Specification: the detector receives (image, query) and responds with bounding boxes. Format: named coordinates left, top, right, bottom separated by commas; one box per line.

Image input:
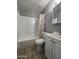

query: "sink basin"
left=44, top=32, right=61, bottom=39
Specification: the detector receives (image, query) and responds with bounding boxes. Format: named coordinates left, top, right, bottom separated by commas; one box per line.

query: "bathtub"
left=17, top=36, right=38, bottom=49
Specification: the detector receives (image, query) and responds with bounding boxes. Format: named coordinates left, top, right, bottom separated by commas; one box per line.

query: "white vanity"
left=43, top=32, right=61, bottom=59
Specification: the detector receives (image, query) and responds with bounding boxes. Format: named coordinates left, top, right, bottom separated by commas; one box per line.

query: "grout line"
left=17, top=55, right=28, bottom=58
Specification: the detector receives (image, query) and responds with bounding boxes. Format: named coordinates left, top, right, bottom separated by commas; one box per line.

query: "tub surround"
left=17, top=15, right=36, bottom=41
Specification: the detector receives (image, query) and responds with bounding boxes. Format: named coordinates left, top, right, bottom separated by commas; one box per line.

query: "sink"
left=44, top=32, right=61, bottom=39
left=50, top=32, right=61, bottom=39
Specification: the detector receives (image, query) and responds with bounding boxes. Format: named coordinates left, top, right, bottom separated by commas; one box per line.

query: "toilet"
left=35, top=39, right=45, bottom=52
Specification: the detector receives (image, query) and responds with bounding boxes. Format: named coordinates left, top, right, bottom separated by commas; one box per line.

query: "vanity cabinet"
left=45, top=37, right=50, bottom=59
left=45, top=35, right=53, bottom=59
left=53, top=39, right=61, bottom=59
left=44, top=34, right=61, bottom=59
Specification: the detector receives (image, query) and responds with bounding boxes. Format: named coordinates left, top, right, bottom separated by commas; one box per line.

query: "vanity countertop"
left=43, top=32, right=61, bottom=41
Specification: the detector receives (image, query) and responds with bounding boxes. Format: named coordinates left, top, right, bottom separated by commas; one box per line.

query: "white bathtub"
left=17, top=36, right=38, bottom=49
left=17, top=15, right=39, bottom=49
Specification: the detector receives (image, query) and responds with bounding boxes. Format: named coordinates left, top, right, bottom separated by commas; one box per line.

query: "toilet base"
left=36, top=46, right=42, bottom=53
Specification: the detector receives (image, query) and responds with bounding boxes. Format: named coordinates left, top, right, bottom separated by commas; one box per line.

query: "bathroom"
left=1, top=0, right=79, bottom=59
left=17, top=0, right=61, bottom=59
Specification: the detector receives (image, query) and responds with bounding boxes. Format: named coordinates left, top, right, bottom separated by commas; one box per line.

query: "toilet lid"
left=36, top=39, right=45, bottom=44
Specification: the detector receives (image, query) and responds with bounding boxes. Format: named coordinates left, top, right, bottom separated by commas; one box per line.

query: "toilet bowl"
left=35, top=39, right=45, bottom=52
left=35, top=39, right=45, bottom=45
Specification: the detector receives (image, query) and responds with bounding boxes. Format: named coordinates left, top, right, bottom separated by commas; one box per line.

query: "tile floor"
left=17, top=47, right=47, bottom=59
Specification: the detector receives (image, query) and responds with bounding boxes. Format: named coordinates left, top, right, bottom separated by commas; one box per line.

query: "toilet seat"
left=35, top=39, right=45, bottom=45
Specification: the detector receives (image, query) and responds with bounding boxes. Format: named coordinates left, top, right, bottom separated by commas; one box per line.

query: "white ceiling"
left=17, top=0, right=51, bottom=17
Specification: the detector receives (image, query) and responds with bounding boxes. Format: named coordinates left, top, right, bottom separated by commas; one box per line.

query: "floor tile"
left=38, top=55, right=42, bottom=59
left=33, top=56, right=39, bottom=59
left=17, top=47, right=46, bottom=59
left=17, top=48, right=25, bottom=55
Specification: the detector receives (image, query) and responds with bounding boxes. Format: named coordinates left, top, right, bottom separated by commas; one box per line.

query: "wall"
left=44, top=12, right=61, bottom=33
left=17, top=13, right=36, bottom=41
left=42, top=0, right=54, bottom=14
left=42, top=0, right=61, bottom=33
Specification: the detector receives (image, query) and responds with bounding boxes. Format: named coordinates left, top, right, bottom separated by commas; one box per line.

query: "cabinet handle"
left=50, top=40, right=52, bottom=41
left=53, top=41, right=55, bottom=43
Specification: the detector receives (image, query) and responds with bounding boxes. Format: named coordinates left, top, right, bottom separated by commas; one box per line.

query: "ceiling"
left=17, top=0, right=51, bottom=18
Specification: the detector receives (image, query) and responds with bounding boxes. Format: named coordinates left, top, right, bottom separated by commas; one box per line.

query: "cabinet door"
left=45, top=36, right=53, bottom=59
left=53, top=41, right=61, bottom=59
left=57, top=10, right=61, bottom=23
left=49, top=39, right=53, bottom=59
left=57, top=5, right=61, bottom=23
left=45, top=38, right=50, bottom=59
left=57, top=3, right=61, bottom=23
